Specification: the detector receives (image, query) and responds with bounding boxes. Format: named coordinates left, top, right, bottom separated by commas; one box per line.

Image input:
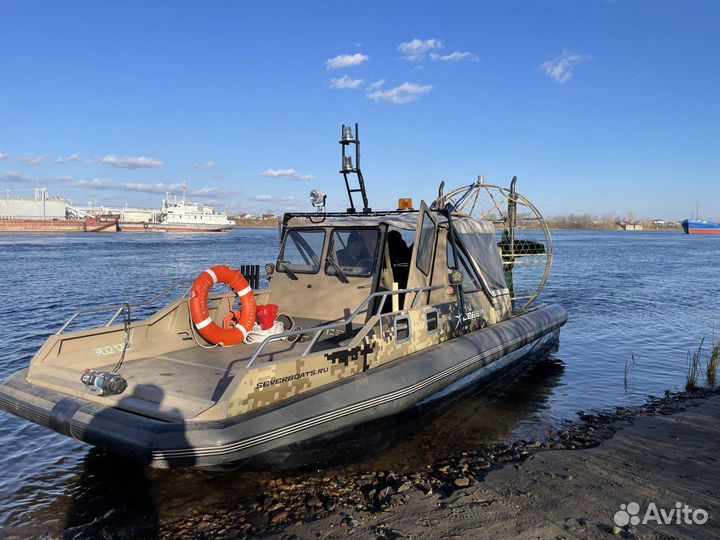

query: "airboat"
left=0, top=124, right=567, bottom=468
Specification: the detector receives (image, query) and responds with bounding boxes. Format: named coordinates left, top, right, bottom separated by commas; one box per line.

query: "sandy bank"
left=269, top=396, right=720, bottom=540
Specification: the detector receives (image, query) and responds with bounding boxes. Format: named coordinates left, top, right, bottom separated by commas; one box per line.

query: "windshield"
left=278, top=228, right=326, bottom=274
left=325, top=227, right=380, bottom=278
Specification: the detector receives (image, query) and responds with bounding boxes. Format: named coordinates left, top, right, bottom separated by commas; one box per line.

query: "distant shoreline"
left=232, top=219, right=278, bottom=229
left=547, top=227, right=682, bottom=232
left=230, top=222, right=685, bottom=232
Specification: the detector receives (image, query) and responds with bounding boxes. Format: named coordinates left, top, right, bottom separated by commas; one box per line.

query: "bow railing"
left=56, top=278, right=195, bottom=334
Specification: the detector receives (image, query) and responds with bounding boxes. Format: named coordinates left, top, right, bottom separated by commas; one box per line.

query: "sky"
left=0, top=0, right=718, bottom=220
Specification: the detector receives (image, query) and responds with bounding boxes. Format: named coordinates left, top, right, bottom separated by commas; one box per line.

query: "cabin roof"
left=285, top=211, right=428, bottom=230
left=285, top=210, right=497, bottom=233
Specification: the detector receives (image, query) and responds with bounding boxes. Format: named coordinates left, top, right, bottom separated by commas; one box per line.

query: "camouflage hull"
left=0, top=304, right=566, bottom=468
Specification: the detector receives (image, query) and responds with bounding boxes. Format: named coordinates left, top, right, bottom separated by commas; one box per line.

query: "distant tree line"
left=519, top=213, right=681, bottom=230
left=549, top=214, right=681, bottom=230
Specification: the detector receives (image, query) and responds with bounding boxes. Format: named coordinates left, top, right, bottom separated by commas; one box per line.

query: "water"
left=0, top=229, right=718, bottom=536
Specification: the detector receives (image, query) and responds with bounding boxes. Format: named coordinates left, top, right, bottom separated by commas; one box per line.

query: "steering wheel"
left=357, top=257, right=373, bottom=269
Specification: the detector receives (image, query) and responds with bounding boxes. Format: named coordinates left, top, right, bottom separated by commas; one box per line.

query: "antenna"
left=339, top=123, right=371, bottom=213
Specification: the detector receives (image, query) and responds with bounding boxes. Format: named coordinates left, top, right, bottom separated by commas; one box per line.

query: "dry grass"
left=707, top=340, right=720, bottom=388
left=624, top=352, right=636, bottom=394
left=686, top=339, right=704, bottom=391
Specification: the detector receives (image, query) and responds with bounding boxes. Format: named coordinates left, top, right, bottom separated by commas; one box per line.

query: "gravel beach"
left=266, top=394, right=720, bottom=540
left=115, top=390, right=720, bottom=540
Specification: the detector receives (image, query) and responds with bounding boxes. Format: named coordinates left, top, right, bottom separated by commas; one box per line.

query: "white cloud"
left=541, top=50, right=591, bottom=84
left=70, top=178, right=181, bottom=193
left=70, top=178, right=116, bottom=189
left=0, top=151, right=10, bottom=160
left=255, top=194, right=296, bottom=202
left=67, top=178, right=229, bottom=197
left=96, top=154, right=164, bottom=169
left=260, top=168, right=315, bottom=181
left=18, top=154, right=47, bottom=165
left=367, top=82, right=434, bottom=105
left=194, top=160, right=216, bottom=170
left=190, top=186, right=228, bottom=197
left=398, top=38, right=443, bottom=62
left=55, top=153, right=82, bottom=164
left=120, top=181, right=176, bottom=193
left=326, top=53, right=369, bottom=70
left=367, top=79, right=385, bottom=90
left=430, top=51, right=478, bottom=62
left=1, top=171, right=39, bottom=183
left=329, top=75, right=364, bottom=90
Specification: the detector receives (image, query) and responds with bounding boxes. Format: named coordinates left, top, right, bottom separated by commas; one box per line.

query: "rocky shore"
left=144, top=387, right=719, bottom=540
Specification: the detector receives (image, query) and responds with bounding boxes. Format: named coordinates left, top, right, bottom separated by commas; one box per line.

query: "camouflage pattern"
left=227, top=298, right=488, bottom=416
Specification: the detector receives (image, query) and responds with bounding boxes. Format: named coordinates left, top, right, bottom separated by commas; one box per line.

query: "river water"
left=0, top=229, right=717, bottom=537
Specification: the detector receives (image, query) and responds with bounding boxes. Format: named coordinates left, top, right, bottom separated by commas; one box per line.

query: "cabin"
left=265, top=203, right=512, bottom=339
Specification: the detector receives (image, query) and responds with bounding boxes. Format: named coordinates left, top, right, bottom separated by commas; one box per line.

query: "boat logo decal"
left=94, top=343, right=129, bottom=356
left=255, top=367, right=330, bottom=390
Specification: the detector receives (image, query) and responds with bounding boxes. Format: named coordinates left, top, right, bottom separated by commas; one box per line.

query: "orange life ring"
left=189, top=265, right=256, bottom=346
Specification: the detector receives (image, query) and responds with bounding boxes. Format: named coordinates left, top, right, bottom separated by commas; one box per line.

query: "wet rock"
left=245, top=509, right=269, bottom=527
left=341, top=515, right=360, bottom=528
left=396, top=481, right=413, bottom=493
left=270, top=511, right=289, bottom=524
left=454, top=477, right=470, bottom=488
left=416, top=479, right=433, bottom=494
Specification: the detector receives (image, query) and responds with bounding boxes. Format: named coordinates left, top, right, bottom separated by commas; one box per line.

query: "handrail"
left=56, top=278, right=195, bottom=335
left=245, top=284, right=444, bottom=367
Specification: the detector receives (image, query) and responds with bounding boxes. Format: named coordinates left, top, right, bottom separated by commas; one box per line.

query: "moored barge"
left=682, top=219, right=720, bottom=235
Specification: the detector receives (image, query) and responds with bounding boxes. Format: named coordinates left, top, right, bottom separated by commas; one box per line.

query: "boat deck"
left=91, top=332, right=343, bottom=420
left=100, top=338, right=307, bottom=401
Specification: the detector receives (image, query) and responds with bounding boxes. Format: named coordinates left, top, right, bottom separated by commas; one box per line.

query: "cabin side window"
left=415, top=213, right=436, bottom=275
left=446, top=239, right=483, bottom=292
left=425, top=309, right=439, bottom=334
left=325, top=227, right=380, bottom=278
left=277, top=229, right=326, bottom=274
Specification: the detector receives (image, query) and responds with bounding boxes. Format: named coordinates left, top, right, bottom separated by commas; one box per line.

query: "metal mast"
left=339, top=123, right=371, bottom=213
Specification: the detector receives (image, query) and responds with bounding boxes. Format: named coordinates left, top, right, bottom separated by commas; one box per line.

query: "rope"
left=276, top=312, right=302, bottom=343
left=187, top=302, right=221, bottom=349
left=243, top=321, right=285, bottom=344
left=187, top=305, right=299, bottom=348
left=111, top=303, right=131, bottom=373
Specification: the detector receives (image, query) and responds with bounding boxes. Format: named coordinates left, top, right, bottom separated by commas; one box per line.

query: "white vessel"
left=119, top=187, right=234, bottom=233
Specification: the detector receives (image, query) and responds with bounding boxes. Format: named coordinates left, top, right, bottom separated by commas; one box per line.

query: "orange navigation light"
left=398, top=198, right=414, bottom=211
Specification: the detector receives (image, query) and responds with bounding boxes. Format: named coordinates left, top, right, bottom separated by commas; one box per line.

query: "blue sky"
left=0, top=1, right=718, bottom=219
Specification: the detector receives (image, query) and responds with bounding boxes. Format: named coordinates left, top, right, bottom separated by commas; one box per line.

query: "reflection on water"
left=1, top=230, right=719, bottom=536
left=332, top=355, right=566, bottom=474
left=62, top=452, right=158, bottom=539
